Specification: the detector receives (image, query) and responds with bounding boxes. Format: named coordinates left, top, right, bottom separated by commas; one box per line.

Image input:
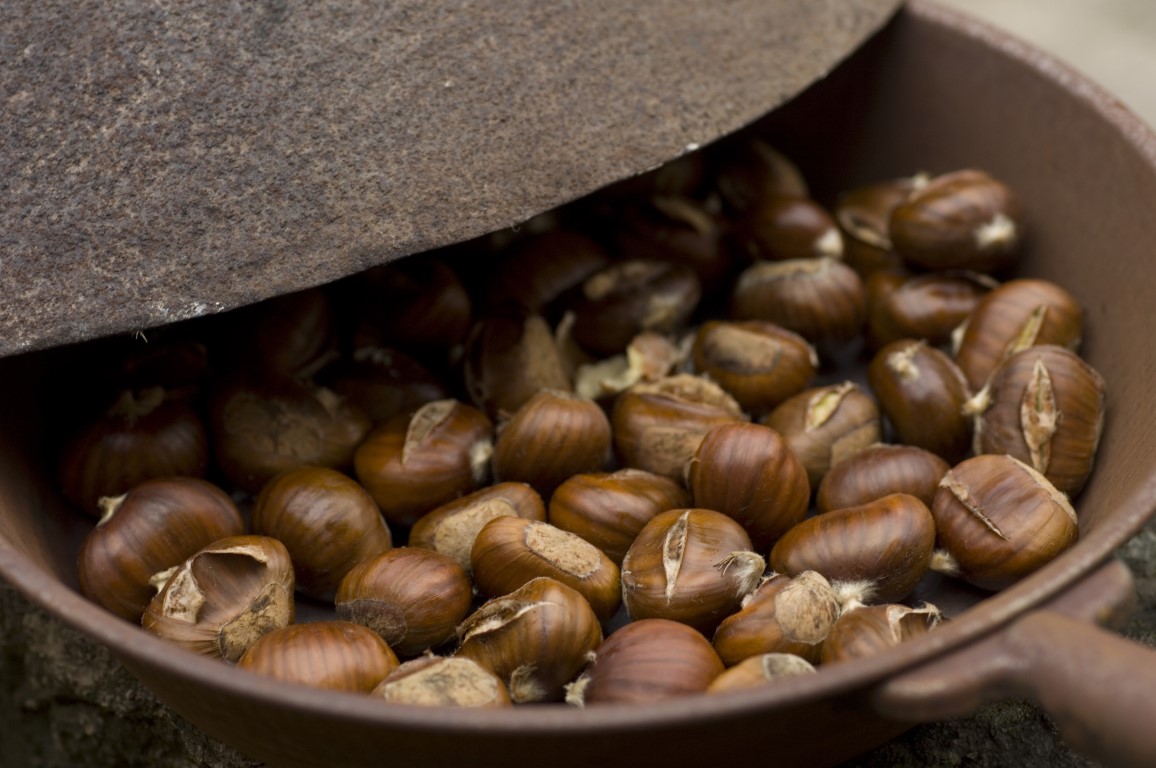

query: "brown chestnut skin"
left=621, top=508, right=764, bottom=636
left=77, top=477, right=244, bottom=622
left=408, top=482, right=546, bottom=573
left=567, top=259, right=702, bottom=357
left=567, top=618, right=724, bottom=706
left=59, top=387, right=210, bottom=515
left=237, top=621, right=400, bottom=693
left=611, top=374, right=747, bottom=481
left=970, top=345, right=1106, bottom=497
left=370, top=656, right=512, bottom=708
left=706, top=653, right=816, bottom=693
left=770, top=493, right=936, bottom=604
left=223, top=286, right=337, bottom=379
left=712, top=571, right=841, bottom=666
left=471, top=516, right=621, bottom=622
left=954, top=278, right=1083, bottom=392
left=354, top=399, right=494, bottom=528
left=737, top=196, right=843, bottom=263
left=346, top=257, right=472, bottom=352
left=932, top=454, right=1079, bottom=591
left=142, top=535, right=295, bottom=662
left=816, top=443, right=950, bottom=513
left=251, top=466, right=393, bottom=599
left=491, top=389, right=612, bottom=499
left=336, top=547, right=472, bottom=657
left=690, top=320, right=818, bottom=415
left=610, top=196, right=731, bottom=291
left=322, top=345, right=450, bottom=425
left=548, top=469, right=690, bottom=566
left=485, top=229, right=611, bottom=313
left=711, top=139, right=808, bottom=214
left=686, top=422, right=811, bottom=552
left=835, top=176, right=925, bottom=278
left=821, top=603, right=942, bottom=664
left=868, top=339, right=972, bottom=463
left=761, top=382, right=881, bottom=489
left=867, top=271, right=995, bottom=350
left=731, top=257, right=866, bottom=346
left=889, top=169, right=1022, bottom=274
left=455, top=577, right=602, bottom=703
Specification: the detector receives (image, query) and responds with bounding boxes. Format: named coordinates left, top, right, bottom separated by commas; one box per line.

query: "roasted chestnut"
left=237, top=621, right=400, bottom=693
left=731, top=257, right=866, bottom=346
left=821, top=603, right=942, bottom=664
left=370, top=656, right=512, bottom=708
left=736, top=196, right=843, bottom=263
left=816, top=443, right=950, bottom=513
left=867, top=271, right=996, bottom=349
left=712, top=571, right=841, bottom=666
left=706, top=653, right=816, bottom=693
left=690, top=320, right=818, bottom=415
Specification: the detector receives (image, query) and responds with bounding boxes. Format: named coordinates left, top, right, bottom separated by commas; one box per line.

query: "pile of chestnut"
left=62, top=137, right=1105, bottom=708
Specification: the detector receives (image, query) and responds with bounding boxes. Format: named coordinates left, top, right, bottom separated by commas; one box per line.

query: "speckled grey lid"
left=0, top=0, right=901, bottom=357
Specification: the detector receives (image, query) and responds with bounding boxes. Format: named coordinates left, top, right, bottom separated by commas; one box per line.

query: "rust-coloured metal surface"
left=0, top=0, right=899, bottom=358
left=2, top=2, right=1156, bottom=767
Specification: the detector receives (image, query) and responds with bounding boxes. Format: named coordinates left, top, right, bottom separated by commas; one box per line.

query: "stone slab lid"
left=1, top=0, right=901, bottom=357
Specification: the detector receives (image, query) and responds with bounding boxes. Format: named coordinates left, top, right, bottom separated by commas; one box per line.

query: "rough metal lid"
left=1, top=0, right=901, bottom=357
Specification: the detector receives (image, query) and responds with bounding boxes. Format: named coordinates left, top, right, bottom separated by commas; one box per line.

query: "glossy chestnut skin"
left=821, top=603, right=942, bottom=664
left=835, top=176, right=924, bottom=278
left=471, top=516, right=622, bottom=622
left=567, top=259, right=702, bottom=357
left=867, top=271, right=995, bottom=350
left=455, top=577, right=602, bottom=703
left=354, top=399, right=494, bottom=528
left=142, top=535, right=295, bottom=662
left=223, top=286, right=338, bottom=379
left=59, top=387, right=210, bottom=515
left=485, top=229, right=611, bottom=314
left=932, top=454, right=1079, bottom=591
left=712, top=571, right=841, bottom=666
left=610, top=196, right=731, bottom=291
left=408, top=482, right=546, bottom=573
left=568, top=618, right=724, bottom=706
left=346, top=257, right=473, bottom=352
left=686, top=422, right=811, bottom=552
left=970, top=345, right=1106, bottom=498
left=816, top=443, right=950, bottom=512
left=549, top=469, right=691, bottom=565
left=690, top=320, right=818, bottom=415
left=761, top=382, right=881, bottom=488
left=867, top=339, right=972, bottom=463
left=706, top=653, right=816, bottom=693
left=491, top=389, right=612, bottom=498
left=731, top=257, right=866, bottom=346
left=954, top=277, right=1083, bottom=392
left=336, top=547, right=472, bottom=657
left=770, top=493, right=936, bottom=604
left=77, top=477, right=244, bottom=622
left=736, top=196, right=843, bottom=263
left=370, top=656, right=512, bottom=708
left=237, top=621, right=400, bottom=693
left=621, top=508, right=764, bottom=635
left=611, top=374, right=746, bottom=481
left=889, top=169, right=1022, bottom=274
left=251, top=466, right=392, bottom=599
left=210, top=373, right=371, bottom=494
left=711, top=139, right=808, bottom=214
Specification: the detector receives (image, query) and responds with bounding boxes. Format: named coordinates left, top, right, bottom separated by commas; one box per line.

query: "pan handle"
left=873, top=559, right=1156, bottom=768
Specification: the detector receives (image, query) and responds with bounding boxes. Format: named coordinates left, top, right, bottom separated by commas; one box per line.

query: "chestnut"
left=335, top=547, right=472, bottom=657
left=712, top=571, right=841, bottom=666
left=251, top=466, right=393, bottom=599
left=736, top=196, right=843, bottom=263
left=322, top=345, right=450, bottom=425
left=690, top=320, right=818, bottom=415
left=491, top=389, right=612, bottom=498
left=455, top=577, right=602, bottom=703
left=621, top=508, right=764, bottom=635
left=346, top=257, right=472, bottom=352
left=821, top=603, right=942, bottom=664
left=867, top=339, right=972, bottom=462
left=610, top=196, right=731, bottom=291
left=969, top=345, right=1106, bottom=497
left=470, top=516, right=621, bottom=622
left=408, top=482, right=546, bottom=573
left=548, top=469, right=690, bottom=566
left=931, top=454, right=1079, bottom=591
left=867, top=271, right=996, bottom=350
left=770, top=494, right=936, bottom=604
left=142, top=535, right=295, bottom=662
left=816, top=443, right=950, bottom=513
left=611, top=374, right=746, bottom=481
left=686, top=422, right=811, bottom=552
left=761, top=382, right=881, bottom=488
left=77, top=477, right=244, bottom=622
left=835, top=175, right=926, bottom=278
left=485, top=229, right=611, bottom=313
left=731, top=257, right=866, bottom=346
left=370, top=656, right=512, bottom=708
left=712, top=139, right=808, bottom=214
left=59, top=386, right=210, bottom=515
left=566, top=618, right=724, bottom=706
left=953, top=277, right=1083, bottom=392
left=237, top=621, right=400, bottom=693
left=573, top=331, right=684, bottom=403
left=706, top=653, right=816, bottom=693
left=889, top=169, right=1022, bottom=274
left=354, top=399, right=494, bottom=528
left=222, top=286, right=338, bottom=379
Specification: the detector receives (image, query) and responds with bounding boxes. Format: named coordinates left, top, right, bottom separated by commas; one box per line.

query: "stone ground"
left=3, top=2, right=1155, bottom=765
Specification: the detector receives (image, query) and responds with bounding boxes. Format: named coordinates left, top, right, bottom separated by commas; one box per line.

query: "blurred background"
left=937, top=0, right=1156, bottom=127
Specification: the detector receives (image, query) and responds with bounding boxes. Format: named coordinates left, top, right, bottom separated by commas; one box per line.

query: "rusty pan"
left=2, top=2, right=1156, bottom=766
